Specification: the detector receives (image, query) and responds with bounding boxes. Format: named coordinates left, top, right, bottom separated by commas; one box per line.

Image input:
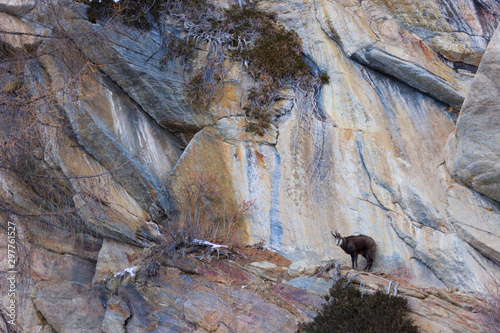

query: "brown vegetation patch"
left=81, top=0, right=328, bottom=134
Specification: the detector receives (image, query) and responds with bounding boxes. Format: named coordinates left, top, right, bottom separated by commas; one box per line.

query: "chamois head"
left=331, top=230, right=342, bottom=246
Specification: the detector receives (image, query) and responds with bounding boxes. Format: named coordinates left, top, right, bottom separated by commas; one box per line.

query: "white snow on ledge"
left=113, top=266, right=138, bottom=278
left=192, top=239, right=228, bottom=249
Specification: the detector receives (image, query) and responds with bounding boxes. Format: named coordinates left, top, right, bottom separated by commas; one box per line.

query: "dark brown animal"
left=331, top=231, right=376, bottom=271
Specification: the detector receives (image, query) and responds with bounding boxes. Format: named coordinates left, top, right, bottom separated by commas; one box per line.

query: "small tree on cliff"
left=0, top=36, right=118, bottom=227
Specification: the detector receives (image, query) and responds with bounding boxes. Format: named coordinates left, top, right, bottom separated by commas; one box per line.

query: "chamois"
left=331, top=231, right=376, bottom=271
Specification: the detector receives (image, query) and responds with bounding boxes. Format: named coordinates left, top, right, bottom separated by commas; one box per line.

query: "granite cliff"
left=0, top=0, right=499, bottom=332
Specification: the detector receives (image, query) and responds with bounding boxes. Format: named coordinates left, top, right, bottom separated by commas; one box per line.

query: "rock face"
left=296, top=0, right=478, bottom=107
left=32, top=41, right=183, bottom=212
left=1, top=0, right=500, bottom=331
left=54, top=1, right=219, bottom=133
left=32, top=282, right=106, bottom=333
left=446, top=26, right=500, bottom=202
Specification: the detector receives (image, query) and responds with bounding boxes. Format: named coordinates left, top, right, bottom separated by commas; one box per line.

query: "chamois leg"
left=351, top=254, right=358, bottom=270
left=364, top=252, right=374, bottom=271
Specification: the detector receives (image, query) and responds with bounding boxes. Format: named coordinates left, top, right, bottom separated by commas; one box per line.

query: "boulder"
left=92, top=239, right=143, bottom=284
left=0, top=0, right=36, bottom=16
left=159, top=116, right=278, bottom=243
left=286, top=277, right=331, bottom=296
left=102, top=296, right=131, bottom=333
left=287, top=261, right=318, bottom=277
left=0, top=12, right=36, bottom=48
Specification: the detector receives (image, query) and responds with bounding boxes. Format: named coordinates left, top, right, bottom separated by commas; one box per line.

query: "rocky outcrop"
left=447, top=186, right=500, bottom=266
left=0, top=0, right=36, bottom=16
left=446, top=25, right=500, bottom=202
left=32, top=282, right=106, bottom=333
left=444, top=25, right=500, bottom=268
left=162, top=116, right=279, bottom=243
left=92, top=239, right=142, bottom=284
left=346, top=271, right=486, bottom=332
left=27, top=247, right=490, bottom=333
left=29, top=39, right=183, bottom=212
left=148, top=0, right=500, bottom=292
left=300, top=0, right=487, bottom=107
left=52, top=1, right=218, bottom=133
left=0, top=11, right=36, bottom=48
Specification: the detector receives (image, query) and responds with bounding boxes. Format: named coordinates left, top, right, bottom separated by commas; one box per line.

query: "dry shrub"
left=243, top=83, right=276, bottom=135
left=163, top=171, right=253, bottom=245
left=83, top=0, right=162, bottom=30
left=0, top=20, right=136, bottom=332
left=0, top=41, right=75, bottom=220
left=81, top=1, right=329, bottom=133
left=139, top=172, right=254, bottom=279
left=186, top=64, right=224, bottom=108
left=176, top=172, right=221, bottom=241
left=240, top=25, right=309, bottom=81
left=0, top=24, right=132, bottom=235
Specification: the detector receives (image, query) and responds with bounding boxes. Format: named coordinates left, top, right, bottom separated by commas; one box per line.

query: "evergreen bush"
left=298, top=278, right=419, bottom=333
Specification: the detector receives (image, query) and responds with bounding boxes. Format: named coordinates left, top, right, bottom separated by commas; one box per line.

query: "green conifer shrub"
left=298, top=278, right=419, bottom=333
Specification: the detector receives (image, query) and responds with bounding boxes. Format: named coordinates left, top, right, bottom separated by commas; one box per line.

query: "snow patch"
left=192, top=239, right=228, bottom=249
left=114, top=266, right=138, bottom=278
